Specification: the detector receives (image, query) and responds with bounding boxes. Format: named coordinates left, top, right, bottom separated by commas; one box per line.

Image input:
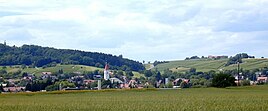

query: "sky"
left=1, top=0, right=268, bottom=62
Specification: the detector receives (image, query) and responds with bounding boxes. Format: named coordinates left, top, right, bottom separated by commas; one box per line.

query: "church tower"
left=104, top=63, right=110, bottom=80
left=4, top=40, right=6, bottom=45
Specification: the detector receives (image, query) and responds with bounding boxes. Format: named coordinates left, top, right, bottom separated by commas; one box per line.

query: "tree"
left=58, top=69, right=63, bottom=74
left=25, top=83, right=32, bottom=91
left=180, top=81, right=190, bottom=88
left=102, top=80, right=112, bottom=89
left=155, top=71, right=162, bottom=81
left=126, top=71, right=134, bottom=77
left=212, top=74, right=236, bottom=88
left=241, top=80, right=250, bottom=86
left=144, top=70, right=153, bottom=78
left=45, top=81, right=75, bottom=91
left=0, top=69, right=7, bottom=74
left=0, top=44, right=145, bottom=71
left=189, top=68, right=196, bottom=74
left=0, top=84, right=4, bottom=92
left=117, top=70, right=124, bottom=76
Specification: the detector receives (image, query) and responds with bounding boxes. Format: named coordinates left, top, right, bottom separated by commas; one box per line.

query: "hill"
left=154, top=58, right=268, bottom=72
left=0, top=64, right=144, bottom=78
left=0, top=43, right=144, bottom=71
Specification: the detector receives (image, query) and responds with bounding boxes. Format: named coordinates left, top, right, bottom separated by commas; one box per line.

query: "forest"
left=0, top=43, right=145, bottom=71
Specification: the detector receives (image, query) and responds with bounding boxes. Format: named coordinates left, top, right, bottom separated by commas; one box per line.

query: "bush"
left=180, top=81, right=190, bottom=88
left=212, top=74, right=236, bottom=88
left=241, top=80, right=250, bottom=86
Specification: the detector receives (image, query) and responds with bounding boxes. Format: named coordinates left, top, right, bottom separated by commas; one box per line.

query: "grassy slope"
left=155, top=58, right=268, bottom=72
left=1, top=85, right=268, bottom=111
left=0, top=65, right=144, bottom=78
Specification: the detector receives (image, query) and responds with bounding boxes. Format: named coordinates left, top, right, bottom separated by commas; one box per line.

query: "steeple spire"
left=104, top=63, right=110, bottom=80
left=104, top=63, right=109, bottom=71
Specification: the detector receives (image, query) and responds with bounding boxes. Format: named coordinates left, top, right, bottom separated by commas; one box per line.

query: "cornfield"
left=1, top=86, right=268, bottom=111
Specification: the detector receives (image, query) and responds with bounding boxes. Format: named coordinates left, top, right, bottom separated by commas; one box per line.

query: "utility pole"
left=97, top=80, right=101, bottom=90
left=237, top=62, right=240, bottom=86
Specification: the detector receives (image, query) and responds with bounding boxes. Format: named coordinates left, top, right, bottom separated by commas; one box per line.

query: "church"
left=103, top=63, right=110, bottom=80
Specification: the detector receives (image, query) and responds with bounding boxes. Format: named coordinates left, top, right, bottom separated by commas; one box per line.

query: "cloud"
left=0, top=0, right=268, bottom=61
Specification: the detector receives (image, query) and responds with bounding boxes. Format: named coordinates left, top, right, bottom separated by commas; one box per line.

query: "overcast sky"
left=1, top=0, right=268, bottom=62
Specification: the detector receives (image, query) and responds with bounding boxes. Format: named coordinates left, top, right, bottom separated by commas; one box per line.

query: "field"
left=1, top=85, right=268, bottom=111
left=0, top=64, right=144, bottom=78
left=155, top=58, right=268, bottom=72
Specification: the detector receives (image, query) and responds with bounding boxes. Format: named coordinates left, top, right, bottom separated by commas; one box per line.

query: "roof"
left=257, top=77, right=268, bottom=80
left=84, top=80, right=96, bottom=83
left=109, top=78, right=123, bottom=83
left=42, top=72, right=52, bottom=75
left=174, top=78, right=190, bottom=83
left=104, top=64, right=109, bottom=70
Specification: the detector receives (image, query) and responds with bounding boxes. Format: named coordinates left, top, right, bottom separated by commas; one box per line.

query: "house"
left=109, top=78, right=123, bottom=84
left=0, top=83, right=7, bottom=87
left=83, top=80, right=96, bottom=85
left=173, top=78, right=190, bottom=86
left=42, top=72, right=52, bottom=75
left=120, top=79, right=140, bottom=89
left=257, top=76, right=268, bottom=83
left=41, top=72, right=52, bottom=79
left=3, top=87, right=25, bottom=92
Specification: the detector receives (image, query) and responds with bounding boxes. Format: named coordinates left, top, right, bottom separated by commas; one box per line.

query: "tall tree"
left=212, top=74, right=236, bottom=88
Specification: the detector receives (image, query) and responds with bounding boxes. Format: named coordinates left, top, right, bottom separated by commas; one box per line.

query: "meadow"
left=0, top=64, right=144, bottom=78
left=155, top=58, right=268, bottom=72
left=1, top=85, right=268, bottom=111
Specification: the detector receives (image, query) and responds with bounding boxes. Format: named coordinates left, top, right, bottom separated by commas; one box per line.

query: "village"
left=1, top=62, right=268, bottom=93
left=0, top=63, right=189, bottom=93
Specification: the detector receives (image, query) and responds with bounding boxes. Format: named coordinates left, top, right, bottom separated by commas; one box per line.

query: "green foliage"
left=26, top=79, right=53, bottom=91
left=0, top=69, right=7, bottom=74
left=166, top=82, right=173, bottom=88
left=180, top=81, right=190, bottom=88
left=45, top=81, right=75, bottom=91
left=0, top=44, right=145, bottom=71
left=212, top=74, right=236, bottom=88
left=101, top=80, right=112, bottom=89
left=155, top=58, right=268, bottom=73
left=226, top=53, right=254, bottom=66
left=0, top=84, right=4, bottom=92
left=241, top=80, right=251, bottom=86
left=125, top=70, right=134, bottom=77
left=144, top=70, right=153, bottom=78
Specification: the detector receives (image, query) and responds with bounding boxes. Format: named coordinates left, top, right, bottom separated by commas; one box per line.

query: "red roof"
left=105, top=64, right=109, bottom=70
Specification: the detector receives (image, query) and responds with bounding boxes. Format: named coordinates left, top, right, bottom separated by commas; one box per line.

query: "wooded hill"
left=0, top=43, right=145, bottom=71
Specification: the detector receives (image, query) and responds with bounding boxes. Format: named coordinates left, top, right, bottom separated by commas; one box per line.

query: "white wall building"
left=104, top=64, right=110, bottom=80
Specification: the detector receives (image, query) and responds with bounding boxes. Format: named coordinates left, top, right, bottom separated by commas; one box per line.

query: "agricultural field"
left=155, top=58, right=268, bottom=72
left=1, top=85, right=268, bottom=111
left=0, top=64, right=144, bottom=78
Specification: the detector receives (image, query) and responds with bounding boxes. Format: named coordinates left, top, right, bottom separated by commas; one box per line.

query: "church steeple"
left=103, top=63, right=110, bottom=80
left=4, top=40, right=6, bottom=45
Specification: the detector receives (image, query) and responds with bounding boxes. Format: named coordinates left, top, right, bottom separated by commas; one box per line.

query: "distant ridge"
left=0, top=43, right=145, bottom=71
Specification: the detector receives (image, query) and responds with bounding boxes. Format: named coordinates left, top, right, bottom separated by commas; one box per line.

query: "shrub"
left=212, top=74, right=236, bottom=88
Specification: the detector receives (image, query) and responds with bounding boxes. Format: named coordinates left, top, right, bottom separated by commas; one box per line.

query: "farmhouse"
left=42, top=72, right=52, bottom=75
left=109, top=78, right=123, bottom=84
left=3, top=87, right=25, bottom=92
left=257, top=76, right=268, bottom=83
left=173, top=78, right=189, bottom=86
left=83, top=80, right=96, bottom=85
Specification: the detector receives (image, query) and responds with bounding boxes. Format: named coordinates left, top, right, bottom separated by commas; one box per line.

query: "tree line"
left=0, top=43, right=145, bottom=71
